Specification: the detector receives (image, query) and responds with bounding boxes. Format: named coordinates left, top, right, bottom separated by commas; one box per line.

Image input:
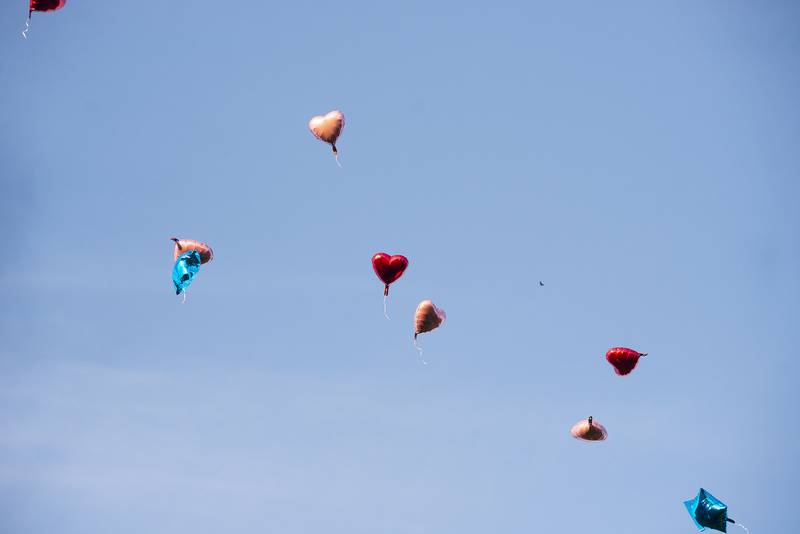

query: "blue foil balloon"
left=684, top=488, right=734, bottom=532
left=172, top=250, right=202, bottom=295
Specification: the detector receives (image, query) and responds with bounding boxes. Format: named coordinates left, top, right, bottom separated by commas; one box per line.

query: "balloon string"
left=334, top=153, right=342, bottom=168
left=733, top=523, right=749, bottom=534
left=413, top=337, right=427, bottom=365
left=21, top=17, right=30, bottom=39
left=383, top=295, right=390, bottom=319
left=182, top=290, right=187, bottom=304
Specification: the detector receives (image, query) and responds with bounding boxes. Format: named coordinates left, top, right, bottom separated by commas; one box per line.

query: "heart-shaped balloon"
left=414, top=300, right=446, bottom=339
left=372, top=253, right=408, bottom=296
left=570, top=416, right=608, bottom=442
left=606, top=347, right=647, bottom=376
left=308, top=110, right=345, bottom=155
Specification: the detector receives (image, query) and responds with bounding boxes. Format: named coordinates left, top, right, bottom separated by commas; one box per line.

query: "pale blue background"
left=1, top=1, right=798, bottom=533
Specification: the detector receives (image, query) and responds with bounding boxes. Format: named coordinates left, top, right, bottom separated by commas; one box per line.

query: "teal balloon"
left=172, top=250, right=202, bottom=295
left=684, top=488, right=730, bottom=532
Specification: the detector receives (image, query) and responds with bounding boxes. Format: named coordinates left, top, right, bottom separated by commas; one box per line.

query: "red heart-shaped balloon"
left=372, top=253, right=408, bottom=296
left=606, top=347, right=647, bottom=376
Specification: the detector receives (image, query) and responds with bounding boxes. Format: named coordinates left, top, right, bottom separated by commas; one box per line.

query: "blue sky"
left=1, top=1, right=798, bottom=533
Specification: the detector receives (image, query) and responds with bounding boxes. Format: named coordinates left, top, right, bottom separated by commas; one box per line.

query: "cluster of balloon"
left=308, top=110, right=345, bottom=167
left=370, top=253, right=445, bottom=363
left=569, top=347, right=648, bottom=442
left=371, top=252, right=408, bottom=318
left=22, top=0, right=66, bottom=39
left=606, top=347, right=648, bottom=376
left=170, top=238, right=213, bottom=302
left=684, top=489, right=749, bottom=533
left=570, top=416, right=608, bottom=442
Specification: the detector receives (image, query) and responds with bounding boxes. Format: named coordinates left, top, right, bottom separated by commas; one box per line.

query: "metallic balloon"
left=23, top=0, right=66, bottom=38
left=30, top=0, right=67, bottom=14
left=570, top=416, right=608, bottom=441
left=606, top=347, right=647, bottom=376
left=372, top=253, right=408, bottom=296
left=172, top=251, right=202, bottom=295
left=684, top=488, right=736, bottom=532
left=309, top=110, right=345, bottom=157
left=414, top=300, right=445, bottom=339
left=171, top=238, right=213, bottom=265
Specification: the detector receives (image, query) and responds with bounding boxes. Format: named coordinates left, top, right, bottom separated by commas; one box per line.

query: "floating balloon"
left=372, top=252, right=408, bottom=318
left=372, top=253, right=408, bottom=296
left=414, top=300, right=445, bottom=339
left=570, top=416, right=608, bottom=441
left=171, top=237, right=214, bottom=264
left=172, top=250, right=202, bottom=296
left=309, top=110, right=345, bottom=165
left=23, top=0, right=67, bottom=39
left=684, top=489, right=748, bottom=533
left=606, top=347, right=647, bottom=376
left=412, top=300, right=445, bottom=364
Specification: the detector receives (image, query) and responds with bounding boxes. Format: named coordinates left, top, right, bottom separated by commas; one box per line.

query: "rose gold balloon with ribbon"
left=413, top=300, right=446, bottom=364
left=308, top=110, right=345, bottom=166
left=570, top=416, right=608, bottom=442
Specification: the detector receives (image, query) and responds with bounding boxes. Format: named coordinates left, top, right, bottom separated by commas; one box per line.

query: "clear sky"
left=1, top=1, right=798, bottom=533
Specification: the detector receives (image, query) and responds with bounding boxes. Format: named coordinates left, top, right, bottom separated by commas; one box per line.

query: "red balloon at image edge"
left=30, top=0, right=67, bottom=14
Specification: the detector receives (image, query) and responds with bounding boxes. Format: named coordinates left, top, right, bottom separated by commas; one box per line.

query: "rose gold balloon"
left=414, top=300, right=446, bottom=339
left=170, top=238, right=213, bottom=264
left=308, top=110, right=345, bottom=158
left=570, top=416, right=608, bottom=442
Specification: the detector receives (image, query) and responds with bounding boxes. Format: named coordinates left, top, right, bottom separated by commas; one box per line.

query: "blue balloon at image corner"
left=684, top=488, right=730, bottom=532
left=172, top=250, right=202, bottom=295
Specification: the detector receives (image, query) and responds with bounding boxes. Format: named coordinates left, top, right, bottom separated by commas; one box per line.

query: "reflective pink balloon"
left=414, top=300, right=445, bottom=339
left=570, top=416, right=608, bottom=442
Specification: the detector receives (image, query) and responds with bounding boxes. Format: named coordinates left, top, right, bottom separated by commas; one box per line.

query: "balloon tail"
left=383, top=294, right=390, bottom=320
left=21, top=16, right=30, bottom=39
left=413, top=336, right=427, bottom=365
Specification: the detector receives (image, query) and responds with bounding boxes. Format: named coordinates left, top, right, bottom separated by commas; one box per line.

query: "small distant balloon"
left=172, top=251, right=202, bottom=296
left=309, top=110, right=345, bottom=165
left=171, top=237, right=214, bottom=264
left=606, top=347, right=647, bottom=376
left=684, top=488, right=747, bottom=533
left=23, top=0, right=67, bottom=39
left=570, top=416, right=607, bottom=442
left=414, top=300, right=445, bottom=340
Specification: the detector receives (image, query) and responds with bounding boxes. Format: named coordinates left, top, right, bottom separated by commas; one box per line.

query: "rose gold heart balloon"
left=308, top=110, right=345, bottom=165
left=570, top=416, right=608, bottom=442
left=414, top=300, right=446, bottom=340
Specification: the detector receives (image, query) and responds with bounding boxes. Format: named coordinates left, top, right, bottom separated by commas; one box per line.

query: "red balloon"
left=606, top=347, right=647, bottom=376
left=30, top=0, right=67, bottom=14
left=372, top=253, right=408, bottom=296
